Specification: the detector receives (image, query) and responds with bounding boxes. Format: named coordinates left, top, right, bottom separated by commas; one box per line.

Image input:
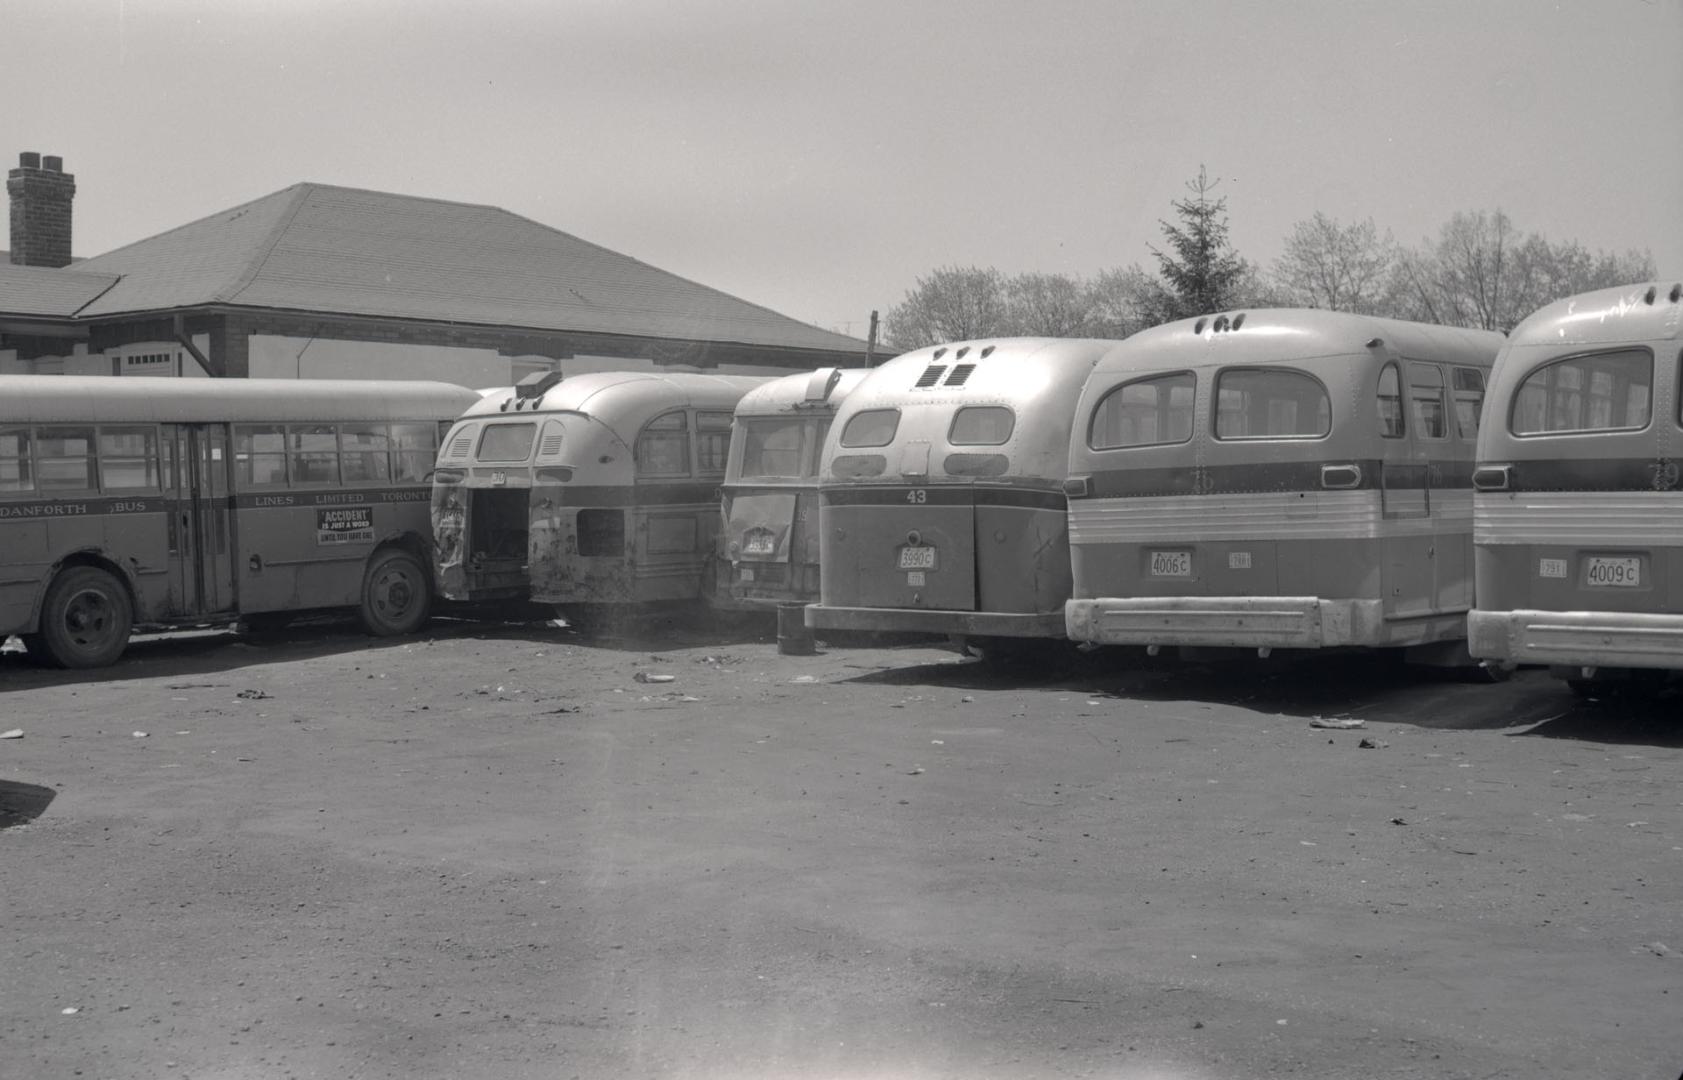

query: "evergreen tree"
left=1147, top=165, right=1248, bottom=321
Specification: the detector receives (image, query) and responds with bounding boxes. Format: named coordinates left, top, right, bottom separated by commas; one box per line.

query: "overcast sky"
left=6, top=0, right=1681, bottom=340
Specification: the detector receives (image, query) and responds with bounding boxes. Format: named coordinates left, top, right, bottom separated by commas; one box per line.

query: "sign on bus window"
left=0, top=427, right=30, bottom=493
left=235, top=426, right=288, bottom=489
left=99, top=426, right=161, bottom=492
left=1512, top=349, right=1653, bottom=436
left=36, top=427, right=97, bottom=492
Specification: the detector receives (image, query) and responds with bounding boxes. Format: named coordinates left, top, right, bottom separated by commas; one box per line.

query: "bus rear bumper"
left=805, top=604, right=1067, bottom=638
left=1065, top=596, right=1391, bottom=649
left=1469, top=608, right=1683, bottom=670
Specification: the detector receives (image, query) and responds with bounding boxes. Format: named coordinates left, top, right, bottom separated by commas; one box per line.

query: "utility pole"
left=865, top=310, right=880, bottom=367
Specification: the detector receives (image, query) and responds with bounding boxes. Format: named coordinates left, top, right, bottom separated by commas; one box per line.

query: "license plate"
left=743, top=533, right=776, bottom=556
left=898, top=545, right=936, bottom=570
left=1585, top=556, right=1641, bottom=587
left=1150, top=550, right=1191, bottom=577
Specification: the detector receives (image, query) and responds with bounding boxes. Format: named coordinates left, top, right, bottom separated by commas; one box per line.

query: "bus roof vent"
left=803, top=366, right=843, bottom=403
left=539, top=433, right=564, bottom=457
left=516, top=370, right=564, bottom=399
left=1644, top=286, right=1658, bottom=305
left=1671, top=283, right=1682, bottom=303
left=945, top=364, right=976, bottom=387
left=955, top=346, right=970, bottom=359
left=445, top=431, right=474, bottom=460
left=1231, top=312, right=1247, bottom=329
left=1193, top=318, right=1207, bottom=334
left=915, top=365, right=947, bottom=388
left=980, top=345, right=995, bottom=358
left=932, top=347, right=948, bottom=361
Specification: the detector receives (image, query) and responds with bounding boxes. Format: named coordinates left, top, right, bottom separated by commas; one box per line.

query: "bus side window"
left=392, top=423, right=439, bottom=483
left=1452, top=367, right=1485, bottom=440
left=1377, top=365, right=1405, bottom=438
left=99, top=426, right=162, bottom=492
left=1512, top=348, right=1652, bottom=435
left=637, top=411, right=690, bottom=476
left=36, top=426, right=97, bottom=492
left=1409, top=363, right=1447, bottom=439
left=0, top=426, right=32, bottom=493
left=696, top=411, right=733, bottom=475
left=235, top=426, right=289, bottom=489
left=289, top=425, right=341, bottom=485
left=340, top=423, right=393, bottom=483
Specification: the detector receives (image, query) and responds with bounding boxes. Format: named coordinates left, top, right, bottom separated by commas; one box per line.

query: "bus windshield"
left=740, top=419, right=809, bottom=479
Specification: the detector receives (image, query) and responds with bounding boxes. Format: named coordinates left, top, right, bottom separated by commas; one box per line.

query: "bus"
left=804, top=338, right=1114, bottom=654
left=0, top=375, right=482, bottom=668
left=1062, top=310, right=1504, bottom=663
left=1467, top=281, right=1683, bottom=691
left=716, top=367, right=869, bottom=609
left=431, top=370, right=768, bottom=615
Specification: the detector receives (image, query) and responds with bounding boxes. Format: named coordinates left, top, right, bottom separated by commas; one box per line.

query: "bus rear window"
left=948, top=406, right=1015, bottom=446
left=477, top=422, right=538, bottom=463
left=1511, top=349, right=1652, bottom=436
left=1089, top=373, right=1194, bottom=449
left=840, top=409, right=899, bottom=448
left=1215, top=369, right=1330, bottom=440
left=741, top=419, right=807, bottom=479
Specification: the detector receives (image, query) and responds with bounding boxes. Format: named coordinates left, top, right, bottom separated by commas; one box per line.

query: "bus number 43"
left=905, top=489, right=927, bottom=504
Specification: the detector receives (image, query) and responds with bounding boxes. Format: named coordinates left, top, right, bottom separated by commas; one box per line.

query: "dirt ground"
left=2, top=613, right=1680, bottom=1080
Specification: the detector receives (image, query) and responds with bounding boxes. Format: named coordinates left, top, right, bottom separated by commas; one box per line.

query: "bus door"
left=1378, top=362, right=1436, bottom=617
left=162, top=424, right=236, bottom=617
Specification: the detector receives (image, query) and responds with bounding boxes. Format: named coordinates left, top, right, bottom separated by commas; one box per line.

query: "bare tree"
left=884, top=265, right=1009, bottom=349
left=1273, top=213, right=1399, bottom=314
left=1005, top=272, right=1096, bottom=337
left=1086, top=265, right=1158, bottom=338
left=1393, top=210, right=1655, bottom=331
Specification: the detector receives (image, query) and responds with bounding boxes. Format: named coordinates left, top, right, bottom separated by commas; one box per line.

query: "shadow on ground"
left=0, top=779, right=56, bottom=829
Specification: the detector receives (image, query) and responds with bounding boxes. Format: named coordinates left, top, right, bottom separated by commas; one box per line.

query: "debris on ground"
left=791, top=675, right=819, bottom=684
left=132, top=731, right=149, bottom=738
left=634, top=672, right=676, bottom=684
left=544, top=705, right=581, bottom=714
left=1309, top=717, right=1365, bottom=729
left=1358, top=738, right=1389, bottom=749
left=236, top=689, right=272, bottom=701
left=1390, top=817, right=1408, bottom=826
left=0, top=729, right=22, bottom=740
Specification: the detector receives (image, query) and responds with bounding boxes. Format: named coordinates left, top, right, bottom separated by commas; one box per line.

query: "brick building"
left=0, top=153, right=875, bottom=384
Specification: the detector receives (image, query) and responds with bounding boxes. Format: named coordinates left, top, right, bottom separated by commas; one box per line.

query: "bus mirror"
left=1062, top=475, right=1091, bottom=498
left=1320, top=464, right=1362, bottom=489
left=1472, top=465, right=1511, bottom=492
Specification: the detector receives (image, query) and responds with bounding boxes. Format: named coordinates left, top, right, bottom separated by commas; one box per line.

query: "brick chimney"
left=8, top=151, right=77, bottom=267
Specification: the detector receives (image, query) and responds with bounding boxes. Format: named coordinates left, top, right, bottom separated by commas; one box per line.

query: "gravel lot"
left=3, top=616, right=1680, bottom=1080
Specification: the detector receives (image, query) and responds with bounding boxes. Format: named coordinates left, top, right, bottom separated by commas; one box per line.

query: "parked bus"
left=804, top=338, right=1114, bottom=653
left=431, top=370, right=768, bottom=615
left=0, top=375, right=481, bottom=668
left=1467, top=281, right=1683, bottom=691
left=716, top=367, right=869, bottom=609
left=1062, top=310, right=1504, bottom=663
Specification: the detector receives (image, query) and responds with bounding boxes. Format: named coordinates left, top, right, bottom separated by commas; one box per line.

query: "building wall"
left=249, top=334, right=511, bottom=387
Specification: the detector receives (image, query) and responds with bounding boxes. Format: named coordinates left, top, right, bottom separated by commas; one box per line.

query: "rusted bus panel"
left=973, top=502, right=1070, bottom=615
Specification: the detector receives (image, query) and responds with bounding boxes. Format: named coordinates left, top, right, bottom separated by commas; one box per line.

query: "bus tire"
left=358, top=549, right=431, bottom=637
left=36, top=565, right=133, bottom=669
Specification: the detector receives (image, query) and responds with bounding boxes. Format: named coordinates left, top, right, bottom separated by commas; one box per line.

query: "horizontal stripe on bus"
left=821, top=486, right=1067, bottom=511
left=1475, top=490, right=1683, bottom=546
left=0, top=486, right=433, bottom=520
left=1070, top=490, right=1472, bottom=543
left=1078, top=459, right=1474, bottom=498
left=1483, top=457, right=1683, bottom=493
left=519, top=482, right=723, bottom=507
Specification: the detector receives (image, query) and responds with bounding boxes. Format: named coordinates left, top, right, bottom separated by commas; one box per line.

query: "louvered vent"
left=915, top=365, right=947, bottom=388
left=539, top=434, right=564, bottom=456
left=444, top=431, right=474, bottom=460
left=945, top=364, right=976, bottom=387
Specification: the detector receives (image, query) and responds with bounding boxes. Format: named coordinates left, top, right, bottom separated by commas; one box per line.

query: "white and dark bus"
left=0, top=376, right=481, bottom=668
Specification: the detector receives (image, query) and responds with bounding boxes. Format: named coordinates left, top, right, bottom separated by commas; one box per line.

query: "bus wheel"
left=37, top=566, right=133, bottom=669
left=358, top=549, right=431, bottom=637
